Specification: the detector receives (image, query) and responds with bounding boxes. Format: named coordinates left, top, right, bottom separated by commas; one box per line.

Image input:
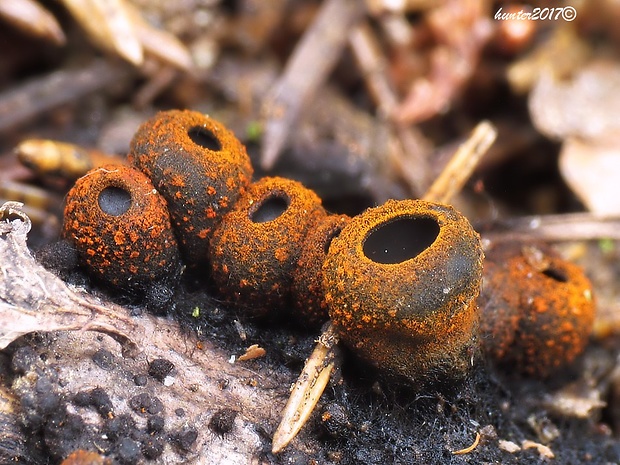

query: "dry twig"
left=60, top=0, right=143, bottom=65
left=271, top=323, right=339, bottom=453
left=424, top=120, right=497, bottom=204
left=0, top=0, right=65, bottom=45
left=349, top=22, right=433, bottom=196
left=481, top=213, right=620, bottom=244
left=0, top=60, right=134, bottom=134
left=260, top=0, right=365, bottom=170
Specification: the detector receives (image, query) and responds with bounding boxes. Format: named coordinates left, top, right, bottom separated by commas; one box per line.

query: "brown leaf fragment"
left=237, top=344, right=267, bottom=362
left=393, top=0, right=492, bottom=124
left=498, top=439, right=521, bottom=453
left=521, top=440, right=555, bottom=459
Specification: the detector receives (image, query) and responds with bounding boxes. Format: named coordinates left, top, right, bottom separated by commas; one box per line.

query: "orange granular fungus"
left=323, top=199, right=484, bottom=384
left=291, top=213, right=350, bottom=327
left=209, top=177, right=324, bottom=317
left=60, top=449, right=111, bottom=465
left=60, top=110, right=596, bottom=386
left=62, top=164, right=180, bottom=290
left=479, top=242, right=595, bottom=376
left=129, top=110, right=253, bottom=265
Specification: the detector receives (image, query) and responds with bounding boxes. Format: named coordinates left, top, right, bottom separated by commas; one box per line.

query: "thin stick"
left=271, top=324, right=339, bottom=453
left=481, top=212, right=620, bottom=243
left=423, top=121, right=497, bottom=204
left=0, top=60, right=133, bottom=134
left=260, top=0, right=364, bottom=170
left=349, top=21, right=433, bottom=196
left=348, top=22, right=399, bottom=117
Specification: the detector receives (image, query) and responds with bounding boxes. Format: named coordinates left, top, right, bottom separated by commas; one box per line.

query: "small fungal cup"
left=323, top=199, right=484, bottom=384
left=129, top=110, right=253, bottom=264
left=62, top=164, right=180, bottom=291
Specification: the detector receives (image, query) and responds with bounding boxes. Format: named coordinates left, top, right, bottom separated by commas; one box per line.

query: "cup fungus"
left=62, top=164, right=180, bottom=290
left=292, top=213, right=350, bottom=326
left=129, top=110, right=253, bottom=264
left=323, top=199, right=484, bottom=383
left=479, top=243, right=595, bottom=376
left=209, top=177, right=325, bottom=316
left=58, top=111, right=595, bottom=388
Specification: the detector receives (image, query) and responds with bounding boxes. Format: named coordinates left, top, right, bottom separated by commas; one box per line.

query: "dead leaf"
left=529, top=61, right=620, bottom=140
left=543, top=376, right=607, bottom=419
left=559, top=136, right=620, bottom=215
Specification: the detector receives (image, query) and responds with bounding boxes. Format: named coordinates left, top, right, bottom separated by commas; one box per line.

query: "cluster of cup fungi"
left=60, top=110, right=595, bottom=453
